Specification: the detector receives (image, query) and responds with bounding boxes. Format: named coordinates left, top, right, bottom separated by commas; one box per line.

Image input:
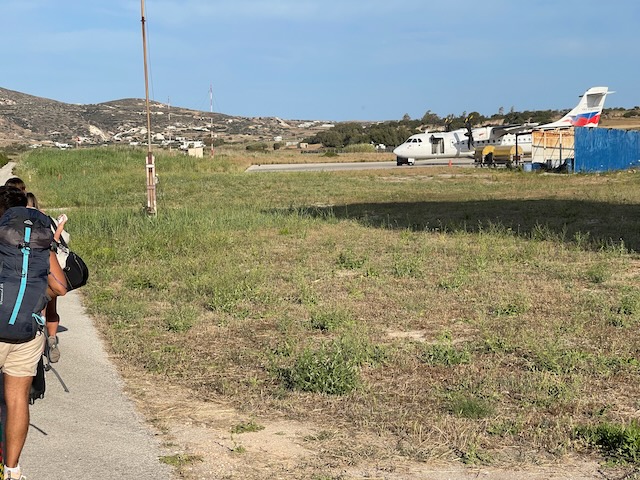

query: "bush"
left=277, top=335, right=383, bottom=395
left=246, top=143, right=269, bottom=152
left=575, top=421, right=640, bottom=464
left=280, top=340, right=361, bottom=394
left=342, top=143, right=375, bottom=153
left=0, top=152, right=10, bottom=168
left=0, top=143, right=28, bottom=157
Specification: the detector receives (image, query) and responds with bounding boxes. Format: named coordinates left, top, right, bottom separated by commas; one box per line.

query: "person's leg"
left=45, top=297, right=59, bottom=338
left=3, top=373, right=31, bottom=468
left=1, top=333, right=44, bottom=474
left=46, top=298, right=61, bottom=362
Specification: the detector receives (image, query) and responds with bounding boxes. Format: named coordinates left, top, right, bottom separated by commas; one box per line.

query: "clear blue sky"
left=2, top=0, right=638, bottom=121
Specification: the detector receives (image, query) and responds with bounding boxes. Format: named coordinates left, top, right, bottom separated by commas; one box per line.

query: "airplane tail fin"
left=540, top=86, right=612, bottom=129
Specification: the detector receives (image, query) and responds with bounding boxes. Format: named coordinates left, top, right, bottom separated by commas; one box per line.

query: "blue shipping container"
left=574, top=127, right=640, bottom=173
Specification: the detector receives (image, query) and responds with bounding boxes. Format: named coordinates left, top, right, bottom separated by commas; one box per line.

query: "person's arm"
left=47, top=250, right=68, bottom=298
left=52, top=214, right=67, bottom=243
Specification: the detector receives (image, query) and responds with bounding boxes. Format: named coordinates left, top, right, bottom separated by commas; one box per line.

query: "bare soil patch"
left=119, top=366, right=628, bottom=480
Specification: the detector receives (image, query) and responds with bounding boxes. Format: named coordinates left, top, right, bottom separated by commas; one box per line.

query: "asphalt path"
left=246, top=157, right=475, bottom=172
left=0, top=162, right=174, bottom=479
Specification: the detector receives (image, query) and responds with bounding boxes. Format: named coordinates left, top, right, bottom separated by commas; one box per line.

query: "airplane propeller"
left=464, top=114, right=474, bottom=149
left=444, top=116, right=453, bottom=132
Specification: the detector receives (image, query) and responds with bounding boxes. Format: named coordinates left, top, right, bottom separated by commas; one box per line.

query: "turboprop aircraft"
left=393, top=86, right=612, bottom=166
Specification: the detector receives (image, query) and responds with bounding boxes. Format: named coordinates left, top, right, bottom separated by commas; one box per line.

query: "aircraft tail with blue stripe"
left=540, top=86, right=612, bottom=129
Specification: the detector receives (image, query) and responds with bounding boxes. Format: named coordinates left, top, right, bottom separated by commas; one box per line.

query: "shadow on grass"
left=291, top=199, right=639, bottom=252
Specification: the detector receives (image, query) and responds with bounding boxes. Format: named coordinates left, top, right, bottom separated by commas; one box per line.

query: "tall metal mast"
left=210, top=83, right=214, bottom=157
left=141, top=0, right=157, bottom=215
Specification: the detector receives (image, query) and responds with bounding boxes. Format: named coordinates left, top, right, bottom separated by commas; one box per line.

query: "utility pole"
left=141, top=0, right=157, bottom=215
left=210, top=83, right=214, bottom=157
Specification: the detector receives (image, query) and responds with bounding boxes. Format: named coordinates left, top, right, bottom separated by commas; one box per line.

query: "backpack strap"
left=9, top=225, right=31, bottom=326
left=33, top=312, right=45, bottom=327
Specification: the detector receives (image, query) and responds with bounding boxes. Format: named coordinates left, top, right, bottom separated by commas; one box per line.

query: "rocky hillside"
left=0, top=87, right=332, bottom=148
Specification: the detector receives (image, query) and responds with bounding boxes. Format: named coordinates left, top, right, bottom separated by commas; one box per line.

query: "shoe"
left=4, top=465, right=26, bottom=479
left=47, top=335, right=60, bottom=363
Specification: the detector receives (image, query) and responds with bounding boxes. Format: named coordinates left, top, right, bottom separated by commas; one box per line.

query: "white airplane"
left=393, top=86, right=612, bottom=166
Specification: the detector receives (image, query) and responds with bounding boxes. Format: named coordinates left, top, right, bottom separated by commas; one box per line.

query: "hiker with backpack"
left=0, top=186, right=68, bottom=480
left=26, top=191, right=69, bottom=363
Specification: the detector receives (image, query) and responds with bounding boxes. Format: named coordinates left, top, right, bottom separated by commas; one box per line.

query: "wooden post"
left=141, top=0, right=157, bottom=215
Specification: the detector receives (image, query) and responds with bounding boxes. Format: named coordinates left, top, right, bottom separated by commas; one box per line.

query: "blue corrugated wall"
left=574, top=127, right=640, bottom=173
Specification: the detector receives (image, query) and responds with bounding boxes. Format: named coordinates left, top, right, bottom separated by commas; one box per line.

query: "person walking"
left=0, top=186, right=68, bottom=479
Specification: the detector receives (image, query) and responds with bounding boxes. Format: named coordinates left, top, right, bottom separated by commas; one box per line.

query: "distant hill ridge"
left=1, top=87, right=637, bottom=149
left=0, top=86, right=325, bottom=147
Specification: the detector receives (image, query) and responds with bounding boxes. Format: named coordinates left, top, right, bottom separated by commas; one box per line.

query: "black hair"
left=4, top=177, right=26, bottom=192
left=0, top=186, right=27, bottom=216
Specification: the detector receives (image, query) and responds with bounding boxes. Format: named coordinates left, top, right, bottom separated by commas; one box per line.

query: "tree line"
left=304, top=107, right=598, bottom=149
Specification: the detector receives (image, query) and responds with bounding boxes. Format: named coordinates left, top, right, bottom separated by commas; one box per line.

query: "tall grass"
left=18, top=147, right=640, bottom=467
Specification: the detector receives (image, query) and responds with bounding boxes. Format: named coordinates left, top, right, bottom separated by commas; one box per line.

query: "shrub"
left=575, top=421, right=640, bottom=464
left=586, top=263, right=611, bottom=284
left=280, top=340, right=361, bottom=394
left=0, top=152, right=10, bottom=168
left=277, top=335, right=383, bottom=395
left=246, top=143, right=269, bottom=152
left=342, top=143, right=375, bottom=153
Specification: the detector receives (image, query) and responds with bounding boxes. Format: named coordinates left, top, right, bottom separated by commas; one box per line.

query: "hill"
left=0, top=87, right=332, bottom=148
left=0, top=87, right=638, bottom=150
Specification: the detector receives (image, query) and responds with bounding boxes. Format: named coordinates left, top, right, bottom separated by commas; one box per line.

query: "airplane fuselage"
left=393, top=129, right=471, bottom=165
left=471, top=127, right=533, bottom=153
left=393, top=127, right=533, bottom=165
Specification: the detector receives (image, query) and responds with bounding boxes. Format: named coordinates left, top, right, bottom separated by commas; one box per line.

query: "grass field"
left=17, top=146, right=640, bottom=472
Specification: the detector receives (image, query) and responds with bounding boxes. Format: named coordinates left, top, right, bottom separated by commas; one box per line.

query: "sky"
left=1, top=0, right=638, bottom=121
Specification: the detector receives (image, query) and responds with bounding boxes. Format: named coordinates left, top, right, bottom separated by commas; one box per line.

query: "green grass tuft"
left=575, top=421, right=640, bottom=464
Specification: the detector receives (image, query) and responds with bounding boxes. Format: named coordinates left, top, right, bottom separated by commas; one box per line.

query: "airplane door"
left=431, top=137, right=444, bottom=154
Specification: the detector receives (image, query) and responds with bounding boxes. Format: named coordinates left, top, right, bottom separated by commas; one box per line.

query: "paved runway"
left=246, top=157, right=475, bottom=172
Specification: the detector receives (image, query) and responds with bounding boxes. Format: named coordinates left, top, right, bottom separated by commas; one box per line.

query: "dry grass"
left=214, top=145, right=396, bottom=167
left=18, top=147, right=640, bottom=475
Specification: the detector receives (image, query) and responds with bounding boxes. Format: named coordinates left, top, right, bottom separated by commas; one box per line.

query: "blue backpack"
left=0, top=207, right=53, bottom=341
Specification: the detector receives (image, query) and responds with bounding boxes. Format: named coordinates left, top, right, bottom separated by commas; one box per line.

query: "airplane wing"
left=487, top=123, right=540, bottom=137
left=493, top=123, right=540, bottom=136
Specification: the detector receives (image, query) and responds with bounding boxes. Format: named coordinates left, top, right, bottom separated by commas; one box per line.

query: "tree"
left=421, top=110, right=440, bottom=125
left=318, top=130, right=343, bottom=148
